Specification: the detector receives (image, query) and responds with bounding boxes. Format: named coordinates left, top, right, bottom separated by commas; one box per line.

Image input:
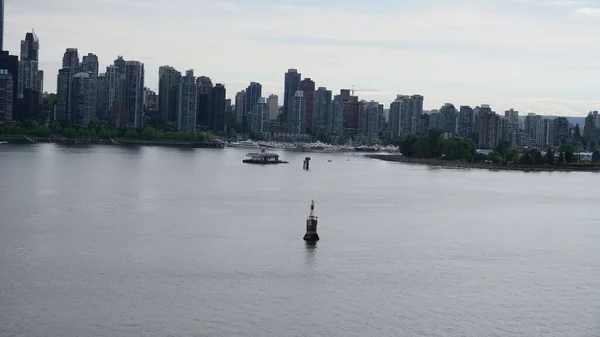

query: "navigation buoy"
left=303, top=157, right=311, bottom=170
left=303, top=200, right=319, bottom=241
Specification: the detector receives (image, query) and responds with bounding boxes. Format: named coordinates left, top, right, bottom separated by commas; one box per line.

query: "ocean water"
left=1, top=144, right=599, bottom=336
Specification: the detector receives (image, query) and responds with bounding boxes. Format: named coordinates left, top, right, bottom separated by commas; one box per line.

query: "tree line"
left=0, top=120, right=212, bottom=142
left=394, top=128, right=598, bottom=166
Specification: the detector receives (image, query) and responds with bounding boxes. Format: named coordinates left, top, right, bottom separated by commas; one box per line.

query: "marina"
left=227, top=139, right=399, bottom=153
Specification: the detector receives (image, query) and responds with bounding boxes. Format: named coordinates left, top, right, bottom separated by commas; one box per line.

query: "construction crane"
left=350, top=85, right=379, bottom=96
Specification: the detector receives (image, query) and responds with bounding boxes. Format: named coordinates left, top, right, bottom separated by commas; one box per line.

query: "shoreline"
left=366, top=154, right=600, bottom=173
left=0, top=136, right=225, bottom=149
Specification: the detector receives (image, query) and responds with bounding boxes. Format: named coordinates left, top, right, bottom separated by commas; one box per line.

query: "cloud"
left=573, top=7, right=600, bottom=15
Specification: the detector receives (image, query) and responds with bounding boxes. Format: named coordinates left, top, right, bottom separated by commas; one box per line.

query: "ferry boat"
left=243, top=148, right=289, bottom=164
left=228, top=139, right=259, bottom=148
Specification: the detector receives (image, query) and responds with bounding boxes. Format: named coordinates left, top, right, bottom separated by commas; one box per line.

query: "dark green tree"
left=401, top=134, right=418, bottom=157
left=519, top=152, right=533, bottom=165
left=426, top=128, right=442, bottom=158
left=545, top=147, right=555, bottom=165
left=592, top=151, right=600, bottom=163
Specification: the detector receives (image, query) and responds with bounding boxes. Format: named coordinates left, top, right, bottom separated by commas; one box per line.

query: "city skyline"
left=5, top=0, right=600, bottom=116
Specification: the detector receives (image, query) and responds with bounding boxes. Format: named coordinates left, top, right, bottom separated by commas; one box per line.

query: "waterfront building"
left=267, top=94, right=278, bottom=121
left=0, top=69, right=13, bottom=124
left=299, top=78, right=315, bottom=131
left=178, top=69, right=196, bottom=131
left=283, top=68, right=301, bottom=131
left=158, top=65, right=181, bottom=124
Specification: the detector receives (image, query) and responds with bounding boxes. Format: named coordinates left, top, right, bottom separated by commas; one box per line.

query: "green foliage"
left=519, top=152, right=533, bottom=165
left=495, top=141, right=511, bottom=157
left=401, top=134, right=418, bottom=157
left=490, top=151, right=503, bottom=164
left=592, top=151, right=600, bottom=163
left=545, top=148, right=555, bottom=165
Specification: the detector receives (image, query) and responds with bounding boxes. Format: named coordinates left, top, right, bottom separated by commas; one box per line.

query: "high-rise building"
left=457, top=106, right=474, bottom=138
left=504, top=109, right=519, bottom=124
left=157, top=66, right=181, bottom=124
left=70, top=72, right=94, bottom=126
left=330, top=94, right=346, bottom=139
left=143, top=87, right=157, bottom=110
left=313, top=87, right=332, bottom=136
left=554, top=117, right=569, bottom=145
left=283, top=69, right=301, bottom=130
left=62, top=48, right=79, bottom=70
left=411, top=95, right=424, bottom=135
left=477, top=110, right=500, bottom=149
left=55, top=68, right=71, bottom=121
left=363, top=101, right=380, bottom=141
left=96, top=73, right=106, bottom=118
left=267, top=94, right=278, bottom=121
left=17, top=31, right=40, bottom=121
left=195, top=76, right=213, bottom=128
left=37, top=70, right=43, bottom=108
left=234, top=90, right=245, bottom=125
left=299, top=78, right=315, bottom=131
left=178, top=70, right=196, bottom=131
left=439, top=103, right=457, bottom=136
left=244, top=82, right=262, bottom=133
left=290, top=90, right=306, bottom=134
left=389, top=95, right=413, bottom=138
left=0, top=51, right=18, bottom=122
left=121, top=61, right=144, bottom=128
left=252, top=97, right=269, bottom=136
left=208, top=83, right=226, bottom=132
left=80, top=53, right=99, bottom=117
left=0, top=69, right=13, bottom=124
left=81, top=53, right=99, bottom=76
left=104, top=65, right=122, bottom=121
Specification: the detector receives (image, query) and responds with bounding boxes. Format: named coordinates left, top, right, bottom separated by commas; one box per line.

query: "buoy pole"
left=303, top=200, right=319, bottom=241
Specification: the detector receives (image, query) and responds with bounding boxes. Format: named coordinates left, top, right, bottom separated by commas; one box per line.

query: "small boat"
left=243, top=148, right=289, bottom=164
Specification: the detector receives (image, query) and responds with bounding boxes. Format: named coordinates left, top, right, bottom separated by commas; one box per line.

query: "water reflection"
left=304, top=241, right=317, bottom=266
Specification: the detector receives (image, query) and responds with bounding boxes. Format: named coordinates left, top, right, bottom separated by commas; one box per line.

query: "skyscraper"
left=363, top=101, right=380, bottom=141
left=17, top=31, right=40, bottom=121
left=244, top=82, right=262, bottom=133
left=208, top=84, right=226, bottom=132
left=178, top=69, right=196, bottom=132
left=290, top=90, right=306, bottom=134
left=158, top=65, right=181, bottom=124
left=267, top=94, right=278, bottom=121
left=104, top=65, right=122, bottom=121
left=0, top=69, right=13, bottom=124
left=283, top=69, right=301, bottom=130
left=299, top=78, right=315, bottom=132
left=252, top=97, right=269, bottom=136
left=56, top=68, right=72, bottom=121
left=195, top=76, right=213, bottom=128
left=313, top=87, right=332, bottom=136
left=157, top=66, right=180, bottom=124
left=62, top=48, right=79, bottom=70
left=234, top=90, right=245, bottom=125
left=70, top=72, right=94, bottom=126
left=81, top=53, right=99, bottom=76
left=411, top=94, right=424, bottom=135
left=96, top=73, right=106, bottom=118
left=0, top=51, right=18, bottom=122
left=121, top=61, right=144, bottom=128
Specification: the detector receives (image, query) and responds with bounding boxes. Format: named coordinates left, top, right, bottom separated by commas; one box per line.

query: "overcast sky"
left=5, top=0, right=600, bottom=115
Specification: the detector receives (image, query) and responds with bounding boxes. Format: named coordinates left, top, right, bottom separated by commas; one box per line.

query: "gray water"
left=0, top=144, right=599, bottom=336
